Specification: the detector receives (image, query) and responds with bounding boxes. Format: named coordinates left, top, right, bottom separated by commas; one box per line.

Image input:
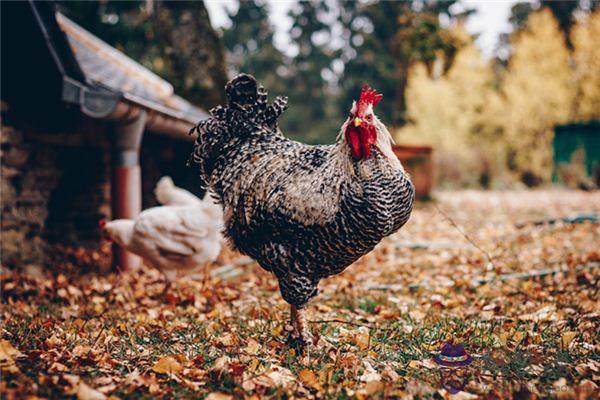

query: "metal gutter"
left=62, top=76, right=197, bottom=140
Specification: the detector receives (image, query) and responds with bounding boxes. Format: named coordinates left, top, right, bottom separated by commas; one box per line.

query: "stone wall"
left=1, top=109, right=111, bottom=268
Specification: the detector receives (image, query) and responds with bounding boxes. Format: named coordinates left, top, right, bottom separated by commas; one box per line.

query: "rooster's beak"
left=353, top=117, right=363, bottom=127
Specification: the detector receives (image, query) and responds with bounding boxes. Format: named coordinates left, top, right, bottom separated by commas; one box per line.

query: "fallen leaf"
left=298, top=369, right=320, bottom=389
left=0, top=340, right=22, bottom=373
left=212, top=355, right=230, bottom=372
left=244, top=338, right=260, bottom=354
left=217, top=333, right=235, bottom=347
left=205, top=393, right=233, bottom=400
left=561, top=331, right=577, bottom=350
left=151, top=356, right=183, bottom=375
left=265, top=366, right=295, bottom=386
left=574, top=379, right=597, bottom=400
left=355, top=327, right=370, bottom=350
left=409, top=310, right=426, bottom=321
left=382, top=365, right=400, bottom=381
left=77, top=381, right=107, bottom=400
left=362, top=380, right=384, bottom=396
left=360, top=361, right=381, bottom=382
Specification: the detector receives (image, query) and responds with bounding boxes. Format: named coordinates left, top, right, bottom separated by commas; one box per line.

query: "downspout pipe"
left=111, top=110, right=146, bottom=270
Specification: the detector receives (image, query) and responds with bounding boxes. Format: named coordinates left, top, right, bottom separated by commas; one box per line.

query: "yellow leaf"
left=217, top=333, right=235, bottom=347
left=151, top=356, right=183, bottom=375
left=363, top=380, right=384, bottom=396
left=77, top=381, right=107, bottom=400
left=513, top=330, right=525, bottom=344
left=561, top=331, right=577, bottom=350
left=497, top=332, right=509, bottom=346
left=248, top=358, right=260, bottom=372
left=409, top=310, right=426, bottom=321
left=205, top=393, right=233, bottom=400
left=244, top=338, right=260, bottom=355
left=0, top=340, right=21, bottom=358
left=355, top=327, right=370, bottom=350
left=271, top=325, right=283, bottom=336
left=0, top=339, right=22, bottom=373
left=298, top=368, right=320, bottom=389
left=407, top=360, right=421, bottom=369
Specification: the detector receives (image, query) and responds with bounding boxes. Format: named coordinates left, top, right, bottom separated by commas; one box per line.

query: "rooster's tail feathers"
left=226, top=73, right=259, bottom=110
left=223, top=73, right=288, bottom=126
left=188, top=73, right=288, bottom=175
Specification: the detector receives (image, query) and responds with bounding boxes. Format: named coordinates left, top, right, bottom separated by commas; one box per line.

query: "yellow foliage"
left=398, top=8, right=600, bottom=186
left=572, top=9, right=600, bottom=121
left=501, top=9, right=574, bottom=181
left=397, top=24, right=500, bottom=186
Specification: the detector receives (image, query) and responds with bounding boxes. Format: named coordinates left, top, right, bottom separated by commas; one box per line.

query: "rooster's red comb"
left=358, top=85, right=383, bottom=108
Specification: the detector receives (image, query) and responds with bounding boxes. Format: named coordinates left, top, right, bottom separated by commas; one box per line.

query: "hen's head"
left=344, top=85, right=384, bottom=160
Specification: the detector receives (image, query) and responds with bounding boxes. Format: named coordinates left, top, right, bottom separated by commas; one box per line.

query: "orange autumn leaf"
left=561, top=331, right=578, bottom=350
left=298, top=368, right=320, bottom=389
left=151, top=356, right=183, bottom=375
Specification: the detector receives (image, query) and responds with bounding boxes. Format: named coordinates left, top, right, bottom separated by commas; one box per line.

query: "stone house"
left=1, top=1, right=217, bottom=270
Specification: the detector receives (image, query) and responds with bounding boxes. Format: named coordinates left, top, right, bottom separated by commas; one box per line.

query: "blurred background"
left=1, top=0, right=599, bottom=270
left=61, top=0, right=600, bottom=189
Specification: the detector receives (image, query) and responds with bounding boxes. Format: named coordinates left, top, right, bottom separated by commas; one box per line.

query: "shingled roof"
left=55, top=12, right=207, bottom=124
left=1, top=1, right=208, bottom=136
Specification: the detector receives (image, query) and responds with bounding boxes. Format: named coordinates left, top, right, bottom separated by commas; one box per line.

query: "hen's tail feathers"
left=155, top=176, right=202, bottom=206
left=188, top=74, right=288, bottom=169
left=154, top=176, right=174, bottom=204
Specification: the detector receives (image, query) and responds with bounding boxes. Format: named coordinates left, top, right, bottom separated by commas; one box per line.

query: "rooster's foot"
left=287, top=306, right=318, bottom=353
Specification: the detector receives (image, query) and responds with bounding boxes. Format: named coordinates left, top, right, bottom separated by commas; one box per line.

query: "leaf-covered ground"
left=2, top=190, right=599, bottom=399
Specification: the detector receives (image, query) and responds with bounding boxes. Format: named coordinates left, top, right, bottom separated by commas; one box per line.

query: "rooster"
left=190, top=74, right=414, bottom=347
left=101, top=178, right=223, bottom=284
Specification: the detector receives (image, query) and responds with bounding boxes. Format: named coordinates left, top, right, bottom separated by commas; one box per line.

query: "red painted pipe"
left=111, top=165, right=142, bottom=270
left=110, top=111, right=146, bottom=271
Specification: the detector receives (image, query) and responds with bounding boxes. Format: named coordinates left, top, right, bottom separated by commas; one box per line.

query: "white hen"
left=102, top=177, right=224, bottom=282
left=154, top=176, right=204, bottom=207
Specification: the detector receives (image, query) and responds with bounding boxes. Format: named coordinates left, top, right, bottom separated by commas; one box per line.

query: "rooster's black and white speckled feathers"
left=190, top=74, right=414, bottom=308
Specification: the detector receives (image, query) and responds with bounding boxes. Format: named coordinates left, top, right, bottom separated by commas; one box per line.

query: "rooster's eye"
left=366, top=115, right=373, bottom=121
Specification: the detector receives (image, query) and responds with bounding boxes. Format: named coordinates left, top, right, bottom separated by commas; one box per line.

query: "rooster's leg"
left=289, top=306, right=315, bottom=350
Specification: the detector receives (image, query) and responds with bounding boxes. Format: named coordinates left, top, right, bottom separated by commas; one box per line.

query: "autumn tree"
left=505, top=1, right=598, bottom=47
left=501, top=9, right=574, bottom=183
left=337, top=1, right=467, bottom=127
left=571, top=8, right=600, bottom=121
left=397, top=25, right=502, bottom=187
left=222, top=0, right=286, bottom=93
left=284, top=1, right=339, bottom=143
